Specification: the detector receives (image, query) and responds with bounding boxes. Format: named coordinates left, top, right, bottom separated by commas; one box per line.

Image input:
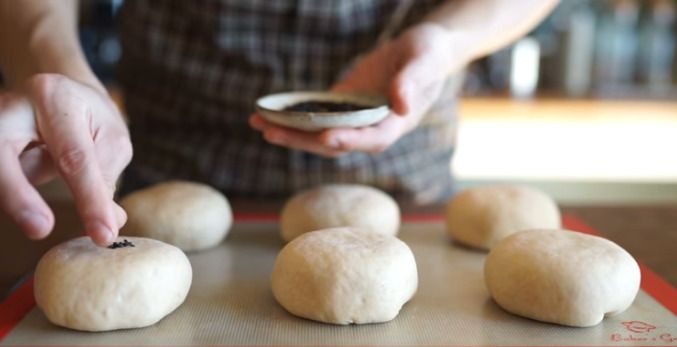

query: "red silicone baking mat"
left=1, top=215, right=676, bottom=347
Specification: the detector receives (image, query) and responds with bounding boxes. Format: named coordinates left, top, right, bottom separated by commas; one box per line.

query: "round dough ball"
left=280, top=184, right=400, bottom=242
left=484, top=229, right=640, bottom=327
left=121, top=181, right=232, bottom=252
left=34, top=236, right=192, bottom=331
left=446, top=185, right=560, bottom=250
left=271, top=227, right=418, bottom=325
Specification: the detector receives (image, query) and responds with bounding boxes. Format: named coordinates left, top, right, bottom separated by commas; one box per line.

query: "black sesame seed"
left=108, top=239, right=135, bottom=249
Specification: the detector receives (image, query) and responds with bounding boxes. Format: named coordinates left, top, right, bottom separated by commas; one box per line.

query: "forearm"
left=423, top=0, right=559, bottom=72
left=0, top=0, right=104, bottom=93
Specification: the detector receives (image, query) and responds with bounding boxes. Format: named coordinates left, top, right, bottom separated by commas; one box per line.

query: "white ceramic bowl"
left=256, top=91, right=390, bottom=131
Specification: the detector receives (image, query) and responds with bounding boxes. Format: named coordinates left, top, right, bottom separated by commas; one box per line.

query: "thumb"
left=390, top=53, right=445, bottom=117
left=330, top=81, right=353, bottom=94
left=389, top=51, right=432, bottom=117
left=389, top=73, right=411, bottom=116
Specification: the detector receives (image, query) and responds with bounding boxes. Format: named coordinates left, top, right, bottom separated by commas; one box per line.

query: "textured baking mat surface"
left=1, top=218, right=676, bottom=346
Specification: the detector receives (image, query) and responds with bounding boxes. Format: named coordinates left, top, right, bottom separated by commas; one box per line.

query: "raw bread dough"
left=280, top=184, right=400, bottom=242
left=271, top=227, right=418, bottom=325
left=121, top=181, right=232, bottom=252
left=34, top=236, right=192, bottom=332
left=446, top=185, right=560, bottom=250
left=484, top=229, right=640, bottom=327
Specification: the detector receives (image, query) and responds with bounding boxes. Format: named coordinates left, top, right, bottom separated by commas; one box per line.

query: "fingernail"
left=19, top=211, right=50, bottom=239
left=87, top=221, right=115, bottom=244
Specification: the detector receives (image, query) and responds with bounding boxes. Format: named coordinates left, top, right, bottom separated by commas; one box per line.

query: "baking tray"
left=1, top=215, right=676, bottom=346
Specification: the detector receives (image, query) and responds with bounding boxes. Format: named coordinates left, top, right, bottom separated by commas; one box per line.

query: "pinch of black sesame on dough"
left=107, top=239, right=136, bottom=249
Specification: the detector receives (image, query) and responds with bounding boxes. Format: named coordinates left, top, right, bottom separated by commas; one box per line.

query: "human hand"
left=250, top=23, right=464, bottom=157
left=0, top=74, right=132, bottom=246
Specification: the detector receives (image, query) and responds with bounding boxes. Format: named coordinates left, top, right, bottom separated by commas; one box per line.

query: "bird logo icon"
left=622, top=321, right=657, bottom=333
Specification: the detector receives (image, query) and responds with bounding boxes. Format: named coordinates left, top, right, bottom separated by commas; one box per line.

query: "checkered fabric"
left=118, top=0, right=460, bottom=204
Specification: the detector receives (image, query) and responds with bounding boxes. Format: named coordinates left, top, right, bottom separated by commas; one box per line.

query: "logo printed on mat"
left=622, top=321, right=657, bottom=333
left=610, top=321, right=677, bottom=344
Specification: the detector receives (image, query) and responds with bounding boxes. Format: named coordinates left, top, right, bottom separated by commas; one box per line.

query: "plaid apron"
left=118, top=0, right=460, bottom=204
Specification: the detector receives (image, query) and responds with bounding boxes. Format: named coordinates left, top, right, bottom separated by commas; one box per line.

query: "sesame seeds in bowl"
left=256, top=91, right=390, bottom=131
